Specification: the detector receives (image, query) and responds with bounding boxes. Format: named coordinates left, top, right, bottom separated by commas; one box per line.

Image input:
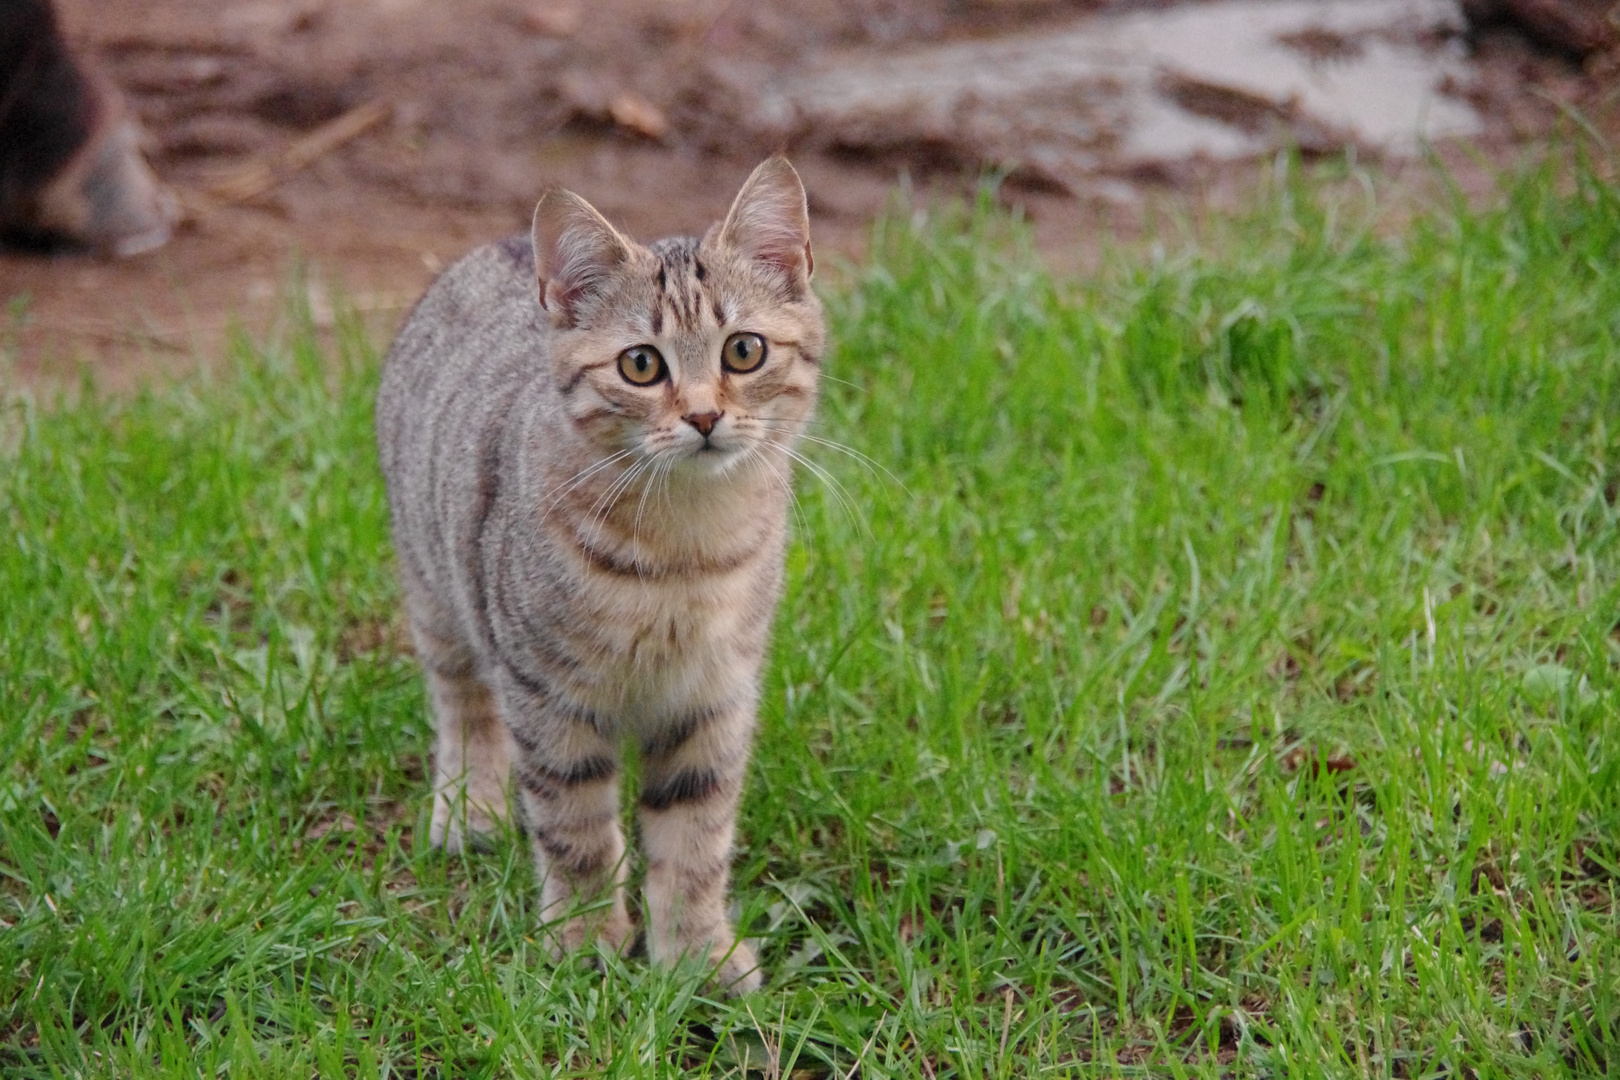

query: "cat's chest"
left=507, top=465, right=786, bottom=705
left=571, top=563, right=776, bottom=707
left=588, top=566, right=757, bottom=644
left=535, top=487, right=781, bottom=644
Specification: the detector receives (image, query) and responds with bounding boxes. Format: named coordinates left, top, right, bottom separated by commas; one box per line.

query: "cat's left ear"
left=713, top=156, right=813, bottom=292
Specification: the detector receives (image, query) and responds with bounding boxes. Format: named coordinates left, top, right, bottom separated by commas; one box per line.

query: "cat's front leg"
left=499, top=668, right=633, bottom=958
left=637, top=702, right=760, bottom=994
left=412, top=621, right=513, bottom=854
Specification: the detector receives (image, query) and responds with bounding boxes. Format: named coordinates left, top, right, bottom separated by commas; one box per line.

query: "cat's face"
left=547, top=236, right=823, bottom=474
left=533, top=158, right=824, bottom=477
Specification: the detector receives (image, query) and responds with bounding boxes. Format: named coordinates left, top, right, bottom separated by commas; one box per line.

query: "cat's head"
left=531, top=156, right=825, bottom=476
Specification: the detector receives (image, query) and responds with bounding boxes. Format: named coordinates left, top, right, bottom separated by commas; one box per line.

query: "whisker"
left=538, top=448, right=636, bottom=523
left=747, top=420, right=907, bottom=494
left=657, top=450, right=678, bottom=518
left=631, top=449, right=677, bottom=575
left=776, top=443, right=868, bottom=536
left=788, top=434, right=908, bottom=494
left=583, top=454, right=652, bottom=547
left=746, top=445, right=808, bottom=541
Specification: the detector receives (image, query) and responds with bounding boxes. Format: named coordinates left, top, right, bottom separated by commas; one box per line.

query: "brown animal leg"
left=0, top=0, right=176, bottom=255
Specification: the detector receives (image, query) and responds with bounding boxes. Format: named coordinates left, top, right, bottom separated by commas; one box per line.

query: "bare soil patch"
left=1, top=0, right=1609, bottom=389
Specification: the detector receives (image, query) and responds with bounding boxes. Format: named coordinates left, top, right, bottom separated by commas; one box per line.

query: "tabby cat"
left=375, top=157, right=824, bottom=993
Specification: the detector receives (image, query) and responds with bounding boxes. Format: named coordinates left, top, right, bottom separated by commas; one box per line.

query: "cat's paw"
left=546, top=909, right=635, bottom=962
left=428, top=790, right=508, bottom=853
left=708, top=939, right=762, bottom=996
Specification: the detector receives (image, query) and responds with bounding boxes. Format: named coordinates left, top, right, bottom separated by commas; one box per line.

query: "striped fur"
left=376, top=158, right=823, bottom=993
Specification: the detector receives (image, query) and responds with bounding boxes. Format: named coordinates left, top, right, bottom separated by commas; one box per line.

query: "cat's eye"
left=618, top=345, right=666, bottom=386
left=722, top=332, right=767, bottom=374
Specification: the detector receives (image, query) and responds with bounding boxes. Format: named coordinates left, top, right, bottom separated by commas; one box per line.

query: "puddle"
left=751, top=0, right=1481, bottom=187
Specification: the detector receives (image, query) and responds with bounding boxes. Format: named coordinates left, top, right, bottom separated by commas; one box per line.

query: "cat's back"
left=376, top=233, right=545, bottom=479
left=376, top=234, right=553, bottom=630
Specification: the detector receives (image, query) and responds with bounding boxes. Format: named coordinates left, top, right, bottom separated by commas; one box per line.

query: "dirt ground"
left=1, top=0, right=1612, bottom=389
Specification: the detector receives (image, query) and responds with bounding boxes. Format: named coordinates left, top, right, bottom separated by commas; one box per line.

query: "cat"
left=375, top=157, right=824, bottom=994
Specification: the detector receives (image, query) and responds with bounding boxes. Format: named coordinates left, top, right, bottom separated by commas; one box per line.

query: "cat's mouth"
left=681, top=432, right=738, bottom=458
left=690, top=441, right=736, bottom=461
left=673, top=438, right=747, bottom=473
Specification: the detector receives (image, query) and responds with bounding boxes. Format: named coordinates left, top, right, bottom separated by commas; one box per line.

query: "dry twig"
left=207, top=99, right=392, bottom=204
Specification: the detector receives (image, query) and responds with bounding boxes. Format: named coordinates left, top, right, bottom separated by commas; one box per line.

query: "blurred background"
left=4, top=0, right=1616, bottom=387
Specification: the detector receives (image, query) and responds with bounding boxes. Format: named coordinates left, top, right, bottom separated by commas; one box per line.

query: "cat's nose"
left=683, top=410, right=724, bottom=438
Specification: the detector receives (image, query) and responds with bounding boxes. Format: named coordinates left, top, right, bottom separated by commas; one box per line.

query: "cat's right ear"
left=532, top=190, right=631, bottom=330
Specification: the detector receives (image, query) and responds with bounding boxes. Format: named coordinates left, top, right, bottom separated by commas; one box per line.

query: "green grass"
left=3, top=155, right=1619, bottom=1078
